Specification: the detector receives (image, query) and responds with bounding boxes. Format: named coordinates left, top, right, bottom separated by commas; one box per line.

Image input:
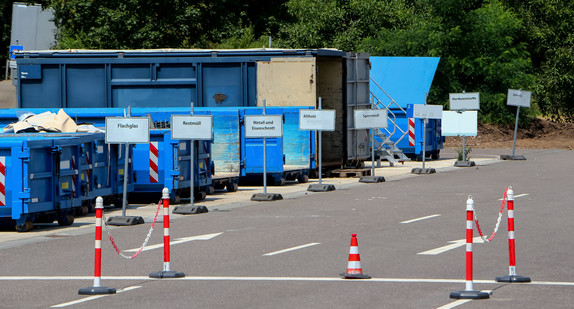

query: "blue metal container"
left=0, top=132, right=129, bottom=231
left=131, top=129, right=213, bottom=202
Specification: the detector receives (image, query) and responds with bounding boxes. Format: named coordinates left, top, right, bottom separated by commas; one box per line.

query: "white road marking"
left=3, top=276, right=574, bottom=286
left=124, top=232, right=223, bottom=252
left=51, top=286, right=141, bottom=308
left=499, top=193, right=529, bottom=200
left=263, top=243, right=320, bottom=256
left=418, top=237, right=484, bottom=255
left=401, top=214, right=441, bottom=224
left=436, top=290, right=492, bottom=309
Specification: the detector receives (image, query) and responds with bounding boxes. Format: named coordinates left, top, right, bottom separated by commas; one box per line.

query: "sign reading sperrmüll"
left=105, top=117, right=150, bottom=144
left=407, top=104, right=443, bottom=119
left=449, top=92, right=480, bottom=111
left=245, top=115, right=283, bottom=138
left=171, top=115, right=213, bottom=140
left=353, top=109, right=388, bottom=129
left=507, top=89, right=531, bottom=107
left=299, top=109, right=336, bottom=131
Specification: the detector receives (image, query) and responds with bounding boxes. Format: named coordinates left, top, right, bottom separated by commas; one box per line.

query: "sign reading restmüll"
left=171, top=115, right=213, bottom=140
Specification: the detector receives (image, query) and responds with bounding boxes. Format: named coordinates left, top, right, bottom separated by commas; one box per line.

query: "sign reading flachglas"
left=299, top=110, right=336, bottom=131
left=353, top=109, right=388, bottom=129
left=507, top=89, right=531, bottom=107
left=171, top=115, right=213, bottom=140
left=449, top=92, right=480, bottom=110
left=245, top=115, right=283, bottom=138
left=105, top=117, right=150, bottom=144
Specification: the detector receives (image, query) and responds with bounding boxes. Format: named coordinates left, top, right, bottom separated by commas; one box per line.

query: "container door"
left=256, top=57, right=316, bottom=107
left=345, top=53, right=371, bottom=165
left=282, top=107, right=312, bottom=171
left=209, top=110, right=241, bottom=179
left=201, top=63, right=254, bottom=107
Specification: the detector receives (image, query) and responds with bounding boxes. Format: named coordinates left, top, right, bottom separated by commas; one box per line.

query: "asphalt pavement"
left=0, top=148, right=572, bottom=308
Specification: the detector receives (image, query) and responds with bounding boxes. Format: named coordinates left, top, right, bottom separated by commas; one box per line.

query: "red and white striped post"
left=79, top=197, right=116, bottom=295
left=150, top=188, right=185, bottom=279
left=450, top=196, right=489, bottom=299
left=496, top=187, right=531, bottom=282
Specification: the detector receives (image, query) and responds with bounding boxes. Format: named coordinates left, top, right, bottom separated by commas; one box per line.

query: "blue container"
left=0, top=132, right=129, bottom=231
left=386, top=111, right=443, bottom=160
left=131, top=129, right=213, bottom=201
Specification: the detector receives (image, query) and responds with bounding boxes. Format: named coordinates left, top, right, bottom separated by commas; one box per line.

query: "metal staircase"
left=369, top=77, right=410, bottom=166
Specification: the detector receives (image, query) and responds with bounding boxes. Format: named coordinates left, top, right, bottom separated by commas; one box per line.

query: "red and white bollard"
left=496, top=187, right=531, bottom=283
left=450, top=196, right=489, bottom=299
left=149, top=188, right=185, bottom=279
left=79, top=197, right=116, bottom=295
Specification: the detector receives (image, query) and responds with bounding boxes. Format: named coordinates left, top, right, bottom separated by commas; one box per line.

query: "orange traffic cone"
left=341, top=233, right=371, bottom=279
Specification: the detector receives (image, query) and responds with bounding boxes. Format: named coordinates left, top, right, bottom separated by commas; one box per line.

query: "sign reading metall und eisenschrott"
left=245, top=115, right=283, bottom=138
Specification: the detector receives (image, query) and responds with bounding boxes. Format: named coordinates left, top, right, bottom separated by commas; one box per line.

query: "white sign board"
left=353, top=109, right=388, bottom=129
left=449, top=92, right=480, bottom=110
left=171, top=115, right=213, bottom=140
left=412, top=104, right=443, bottom=119
left=105, top=117, right=150, bottom=144
left=442, top=111, right=478, bottom=136
left=299, top=109, right=336, bottom=131
left=507, top=89, right=531, bottom=107
left=245, top=115, right=283, bottom=138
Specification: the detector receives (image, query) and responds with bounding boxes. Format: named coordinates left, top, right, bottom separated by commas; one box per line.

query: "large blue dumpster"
left=0, top=132, right=129, bottom=231
left=370, top=57, right=443, bottom=159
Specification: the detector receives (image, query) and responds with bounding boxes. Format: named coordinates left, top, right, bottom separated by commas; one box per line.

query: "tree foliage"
left=2, top=0, right=573, bottom=123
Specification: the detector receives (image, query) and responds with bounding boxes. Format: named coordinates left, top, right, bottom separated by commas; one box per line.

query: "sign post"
left=447, top=92, right=480, bottom=167
left=407, top=101, right=443, bottom=174
left=300, top=97, right=337, bottom=192
left=105, top=107, right=149, bottom=226
left=354, top=107, right=388, bottom=183
left=172, top=102, right=213, bottom=214
left=248, top=100, right=284, bottom=201
left=501, top=89, right=531, bottom=160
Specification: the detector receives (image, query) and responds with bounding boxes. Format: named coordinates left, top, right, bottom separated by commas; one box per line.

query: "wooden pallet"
left=329, top=168, right=371, bottom=178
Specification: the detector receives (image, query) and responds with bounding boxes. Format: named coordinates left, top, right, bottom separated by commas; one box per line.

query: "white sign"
left=299, top=109, right=336, bottom=131
left=442, top=111, right=478, bottom=136
left=507, top=89, right=531, bottom=107
left=412, top=104, right=443, bottom=119
left=245, top=115, right=283, bottom=138
left=353, top=109, right=388, bottom=129
left=105, top=117, right=150, bottom=144
left=449, top=92, right=480, bottom=110
left=171, top=115, right=213, bottom=140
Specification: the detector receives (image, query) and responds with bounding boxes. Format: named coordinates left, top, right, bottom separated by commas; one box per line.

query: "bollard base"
left=78, top=286, right=116, bottom=295
left=411, top=168, right=436, bottom=174
left=450, top=290, right=490, bottom=299
left=495, top=275, right=531, bottom=283
left=106, top=216, right=145, bottom=226
left=340, top=273, right=371, bottom=279
left=359, top=176, right=386, bottom=183
left=500, top=155, right=526, bottom=160
left=307, top=184, right=336, bottom=192
left=149, top=270, right=186, bottom=279
left=454, top=161, right=476, bottom=167
left=250, top=193, right=283, bottom=202
left=172, top=205, right=208, bottom=215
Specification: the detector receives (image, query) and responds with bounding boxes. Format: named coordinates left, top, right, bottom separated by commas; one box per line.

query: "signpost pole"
left=318, top=98, right=323, bottom=185
left=190, top=102, right=195, bottom=207
left=462, top=135, right=467, bottom=165
left=262, top=100, right=268, bottom=194
left=121, top=107, right=131, bottom=217
left=511, top=106, right=520, bottom=157
left=422, top=118, right=427, bottom=170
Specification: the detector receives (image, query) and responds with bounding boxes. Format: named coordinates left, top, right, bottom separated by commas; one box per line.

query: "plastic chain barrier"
left=473, top=187, right=509, bottom=242
left=102, top=200, right=162, bottom=259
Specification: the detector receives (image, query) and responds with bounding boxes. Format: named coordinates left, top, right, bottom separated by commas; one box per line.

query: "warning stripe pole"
left=496, top=187, right=531, bottom=283
left=149, top=142, right=159, bottom=183
left=78, top=197, right=115, bottom=295
left=0, top=156, right=5, bottom=206
left=162, top=187, right=171, bottom=272
left=408, top=118, right=415, bottom=146
left=450, top=196, right=489, bottom=299
left=149, top=188, right=185, bottom=278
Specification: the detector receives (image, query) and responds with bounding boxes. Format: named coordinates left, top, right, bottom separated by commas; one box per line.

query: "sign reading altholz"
left=171, top=115, right=213, bottom=140
left=105, top=117, right=150, bottom=144
left=245, top=115, right=283, bottom=138
left=299, top=109, right=336, bottom=131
